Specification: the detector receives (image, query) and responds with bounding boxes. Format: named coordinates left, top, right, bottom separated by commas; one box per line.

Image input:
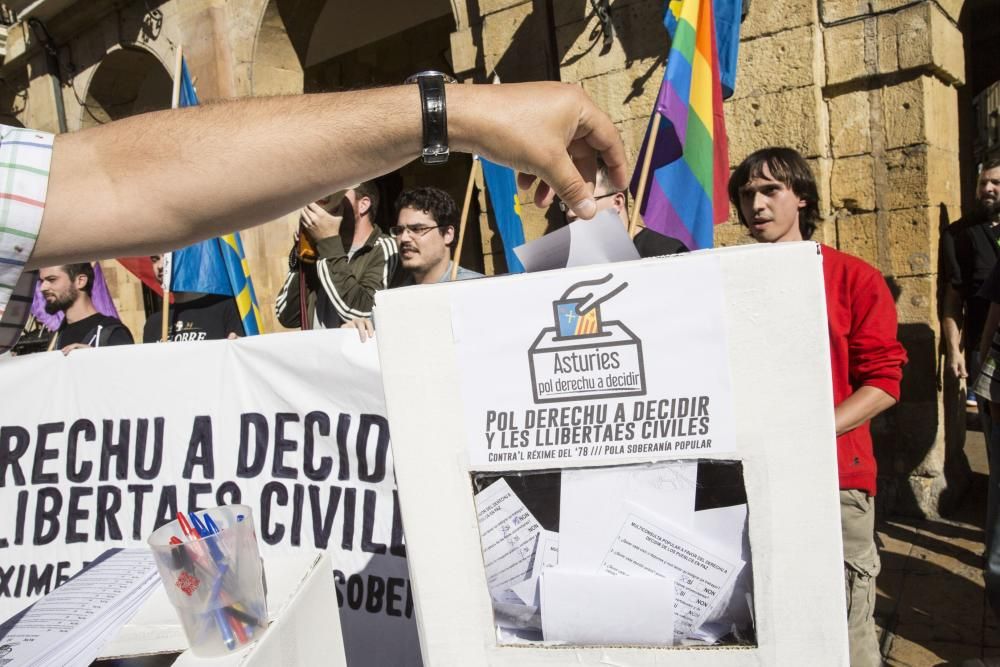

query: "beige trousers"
left=841, top=489, right=883, bottom=667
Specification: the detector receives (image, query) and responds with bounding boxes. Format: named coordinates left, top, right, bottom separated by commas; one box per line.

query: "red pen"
left=177, top=512, right=197, bottom=541
left=169, top=536, right=183, bottom=546
left=227, top=612, right=249, bottom=644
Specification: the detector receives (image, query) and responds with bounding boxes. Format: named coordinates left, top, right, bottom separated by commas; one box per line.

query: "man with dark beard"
left=39, top=263, right=133, bottom=353
left=942, top=158, right=1000, bottom=415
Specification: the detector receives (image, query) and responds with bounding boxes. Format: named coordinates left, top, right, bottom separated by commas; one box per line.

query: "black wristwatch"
left=405, top=71, right=455, bottom=165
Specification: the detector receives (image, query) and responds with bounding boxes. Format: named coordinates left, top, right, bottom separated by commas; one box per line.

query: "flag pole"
left=451, top=156, right=480, bottom=282
left=161, top=45, right=183, bottom=342
left=628, top=111, right=662, bottom=237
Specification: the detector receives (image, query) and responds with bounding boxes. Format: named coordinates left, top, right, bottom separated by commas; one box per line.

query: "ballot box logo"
left=528, top=273, right=646, bottom=403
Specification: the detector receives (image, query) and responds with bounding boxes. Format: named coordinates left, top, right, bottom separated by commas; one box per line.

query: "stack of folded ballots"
left=473, top=462, right=752, bottom=646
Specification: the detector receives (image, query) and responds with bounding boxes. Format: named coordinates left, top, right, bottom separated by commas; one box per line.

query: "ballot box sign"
left=528, top=277, right=645, bottom=403
left=451, top=257, right=736, bottom=468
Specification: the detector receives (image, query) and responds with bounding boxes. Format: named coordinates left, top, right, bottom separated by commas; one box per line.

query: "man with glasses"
left=559, top=160, right=688, bottom=258
left=276, top=181, right=398, bottom=329
left=343, top=186, right=481, bottom=341
left=392, top=186, right=483, bottom=285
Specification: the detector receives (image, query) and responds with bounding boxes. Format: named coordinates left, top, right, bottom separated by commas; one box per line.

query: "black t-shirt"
left=57, top=313, right=133, bottom=348
left=632, top=228, right=690, bottom=258
left=143, top=294, right=245, bottom=343
left=942, top=217, right=1000, bottom=348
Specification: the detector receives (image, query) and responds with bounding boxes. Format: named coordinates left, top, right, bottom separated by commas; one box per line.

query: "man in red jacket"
left=729, top=147, right=907, bottom=667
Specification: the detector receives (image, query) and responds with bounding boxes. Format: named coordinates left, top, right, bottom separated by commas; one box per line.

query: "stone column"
left=821, top=0, right=965, bottom=516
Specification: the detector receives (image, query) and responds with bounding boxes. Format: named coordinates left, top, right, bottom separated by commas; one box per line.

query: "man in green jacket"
left=275, top=181, right=398, bottom=329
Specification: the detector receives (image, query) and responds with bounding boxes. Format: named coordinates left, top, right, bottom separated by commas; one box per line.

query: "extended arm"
left=32, top=83, right=626, bottom=267
left=941, top=285, right=966, bottom=378
left=835, top=386, right=897, bottom=436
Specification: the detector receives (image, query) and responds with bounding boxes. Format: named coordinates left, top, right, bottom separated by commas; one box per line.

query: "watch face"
left=405, top=70, right=456, bottom=84
left=422, top=146, right=450, bottom=165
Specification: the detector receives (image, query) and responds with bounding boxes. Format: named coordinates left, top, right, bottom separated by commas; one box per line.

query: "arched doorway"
left=247, top=0, right=481, bottom=335
left=80, top=47, right=172, bottom=129
left=81, top=47, right=173, bottom=342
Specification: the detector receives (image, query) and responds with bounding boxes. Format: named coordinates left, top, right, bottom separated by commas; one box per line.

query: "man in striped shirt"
left=0, top=126, right=53, bottom=356
left=275, top=182, right=398, bottom=330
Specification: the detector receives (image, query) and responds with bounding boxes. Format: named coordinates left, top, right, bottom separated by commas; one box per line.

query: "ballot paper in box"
left=473, top=462, right=755, bottom=648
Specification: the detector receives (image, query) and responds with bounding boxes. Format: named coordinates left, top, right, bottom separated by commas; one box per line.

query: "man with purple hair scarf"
left=38, top=263, right=132, bottom=354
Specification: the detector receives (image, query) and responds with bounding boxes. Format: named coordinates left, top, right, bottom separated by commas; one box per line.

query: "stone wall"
left=0, top=0, right=971, bottom=515
left=819, top=0, right=965, bottom=515
left=469, top=0, right=966, bottom=515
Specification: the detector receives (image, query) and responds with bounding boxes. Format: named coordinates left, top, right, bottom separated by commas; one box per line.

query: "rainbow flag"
left=665, top=0, right=741, bottom=98
left=631, top=0, right=737, bottom=250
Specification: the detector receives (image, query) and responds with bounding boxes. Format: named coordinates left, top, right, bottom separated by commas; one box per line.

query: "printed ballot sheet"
left=559, top=462, right=698, bottom=572
left=474, top=478, right=543, bottom=595
left=600, top=502, right=745, bottom=642
left=513, top=209, right=639, bottom=272
left=0, top=548, right=159, bottom=667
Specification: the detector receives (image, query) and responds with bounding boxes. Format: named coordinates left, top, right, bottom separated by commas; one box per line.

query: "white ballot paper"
left=514, top=209, right=640, bottom=272
left=0, top=548, right=159, bottom=667
left=600, top=502, right=745, bottom=642
left=541, top=569, right=674, bottom=645
left=695, top=504, right=752, bottom=626
left=560, top=462, right=698, bottom=572
left=475, top=478, right=543, bottom=595
left=509, top=529, right=559, bottom=607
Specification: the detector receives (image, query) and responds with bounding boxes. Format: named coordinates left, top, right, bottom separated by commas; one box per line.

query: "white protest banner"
left=450, top=256, right=735, bottom=468
left=0, top=330, right=419, bottom=666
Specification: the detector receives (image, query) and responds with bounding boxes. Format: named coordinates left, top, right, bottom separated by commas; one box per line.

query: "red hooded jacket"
left=822, top=244, right=907, bottom=495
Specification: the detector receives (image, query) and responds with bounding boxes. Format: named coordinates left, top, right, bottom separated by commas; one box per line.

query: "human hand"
left=227, top=332, right=240, bottom=340
left=947, top=353, right=968, bottom=379
left=300, top=202, right=342, bottom=240
left=61, top=343, right=92, bottom=356
left=561, top=273, right=629, bottom=316
left=449, top=82, right=627, bottom=220
left=342, top=317, right=375, bottom=343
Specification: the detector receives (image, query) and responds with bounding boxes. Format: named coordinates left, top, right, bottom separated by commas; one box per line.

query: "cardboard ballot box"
left=375, top=242, right=849, bottom=665
left=99, top=552, right=346, bottom=666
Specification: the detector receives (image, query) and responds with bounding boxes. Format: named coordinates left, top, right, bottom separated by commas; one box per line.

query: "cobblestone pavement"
left=878, top=424, right=997, bottom=666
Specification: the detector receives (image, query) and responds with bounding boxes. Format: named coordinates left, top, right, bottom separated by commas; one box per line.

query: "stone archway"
left=243, top=0, right=479, bottom=334
left=250, top=0, right=305, bottom=97
left=240, top=0, right=310, bottom=334
left=80, top=46, right=173, bottom=342
left=80, top=46, right=172, bottom=130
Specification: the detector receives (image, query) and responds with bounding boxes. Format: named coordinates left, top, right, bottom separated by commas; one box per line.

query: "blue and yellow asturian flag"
left=479, top=158, right=526, bottom=274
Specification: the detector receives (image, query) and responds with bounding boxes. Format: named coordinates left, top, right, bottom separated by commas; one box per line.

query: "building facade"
left=1, top=0, right=996, bottom=517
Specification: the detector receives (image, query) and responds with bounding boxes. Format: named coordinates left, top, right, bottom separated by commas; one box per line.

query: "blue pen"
left=209, top=565, right=237, bottom=650
left=203, top=513, right=222, bottom=535
left=188, top=511, right=207, bottom=537
left=202, top=513, right=228, bottom=564
left=189, top=512, right=225, bottom=563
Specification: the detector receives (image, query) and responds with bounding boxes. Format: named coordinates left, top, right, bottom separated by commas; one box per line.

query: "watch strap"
left=416, top=75, right=449, bottom=165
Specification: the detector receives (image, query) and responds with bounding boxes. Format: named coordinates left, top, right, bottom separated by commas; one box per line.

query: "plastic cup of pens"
left=147, top=505, right=267, bottom=657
